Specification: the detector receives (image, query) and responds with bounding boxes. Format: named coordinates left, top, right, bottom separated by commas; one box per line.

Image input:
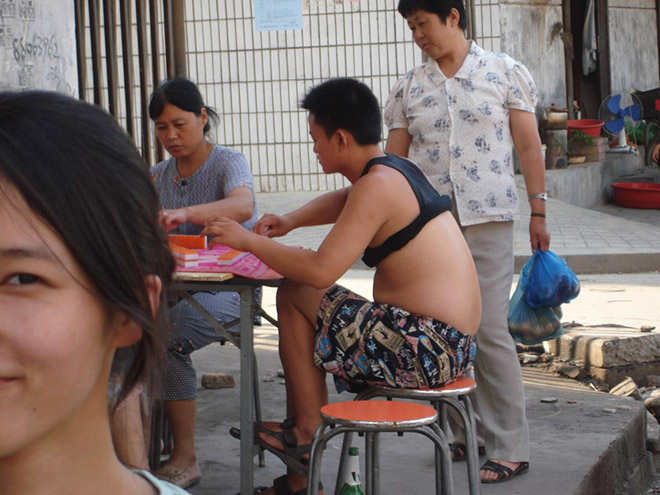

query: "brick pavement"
left=257, top=188, right=660, bottom=273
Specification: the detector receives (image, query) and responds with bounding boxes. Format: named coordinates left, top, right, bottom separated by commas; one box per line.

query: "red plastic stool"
left=306, top=400, right=453, bottom=495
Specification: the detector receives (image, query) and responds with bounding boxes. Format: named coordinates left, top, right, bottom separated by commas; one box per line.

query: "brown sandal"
left=229, top=420, right=310, bottom=476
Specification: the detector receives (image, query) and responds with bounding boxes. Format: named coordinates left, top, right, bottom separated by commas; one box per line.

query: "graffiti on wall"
left=0, top=0, right=77, bottom=94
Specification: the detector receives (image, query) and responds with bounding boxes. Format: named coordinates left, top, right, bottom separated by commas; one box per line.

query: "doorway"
left=567, top=0, right=610, bottom=119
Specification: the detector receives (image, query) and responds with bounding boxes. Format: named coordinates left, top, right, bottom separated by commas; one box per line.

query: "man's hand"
left=253, top=213, right=293, bottom=238
left=530, top=217, right=550, bottom=252
left=159, top=208, right=187, bottom=232
left=652, top=143, right=660, bottom=163
left=202, top=217, right=253, bottom=250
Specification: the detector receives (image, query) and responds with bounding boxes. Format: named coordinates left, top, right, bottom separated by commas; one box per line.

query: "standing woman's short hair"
left=397, top=0, right=467, bottom=30
left=149, top=77, right=219, bottom=134
left=0, top=90, right=175, bottom=408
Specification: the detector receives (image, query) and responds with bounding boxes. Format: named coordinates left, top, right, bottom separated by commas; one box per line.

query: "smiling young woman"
left=0, top=90, right=187, bottom=495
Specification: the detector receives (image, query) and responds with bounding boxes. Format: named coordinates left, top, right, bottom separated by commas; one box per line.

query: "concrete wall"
left=0, top=0, right=77, bottom=94
left=608, top=0, right=659, bottom=94
left=500, top=0, right=566, bottom=109
left=534, top=153, right=646, bottom=208
left=499, top=0, right=660, bottom=106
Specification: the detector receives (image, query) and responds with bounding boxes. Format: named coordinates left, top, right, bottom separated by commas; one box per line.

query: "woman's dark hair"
left=301, top=78, right=382, bottom=145
left=149, top=77, right=219, bottom=134
left=398, top=0, right=467, bottom=30
left=0, top=90, right=175, bottom=409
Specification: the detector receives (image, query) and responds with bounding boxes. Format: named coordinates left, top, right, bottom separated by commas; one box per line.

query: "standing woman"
left=384, top=0, right=550, bottom=483
left=149, top=77, right=258, bottom=488
left=0, top=90, right=183, bottom=494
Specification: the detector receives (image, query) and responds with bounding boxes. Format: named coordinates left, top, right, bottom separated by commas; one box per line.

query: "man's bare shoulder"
left=339, top=165, right=410, bottom=230
left=353, top=162, right=404, bottom=193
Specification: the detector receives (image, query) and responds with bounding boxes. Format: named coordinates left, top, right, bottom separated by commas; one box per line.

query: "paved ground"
left=182, top=185, right=660, bottom=495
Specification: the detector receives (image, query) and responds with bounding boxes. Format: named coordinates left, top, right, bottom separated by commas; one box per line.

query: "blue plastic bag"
left=508, top=257, right=564, bottom=345
left=525, top=249, right=580, bottom=308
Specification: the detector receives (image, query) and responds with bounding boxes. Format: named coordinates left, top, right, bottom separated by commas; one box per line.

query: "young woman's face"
left=0, top=185, right=117, bottom=461
left=153, top=102, right=208, bottom=159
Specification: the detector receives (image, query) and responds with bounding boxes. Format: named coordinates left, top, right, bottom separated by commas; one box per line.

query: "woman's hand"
left=202, top=217, right=252, bottom=250
left=253, top=213, right=293, bottom=238
left=159, top=208, right=187, bottom=232
left=529, top=217, right=551, bottom=252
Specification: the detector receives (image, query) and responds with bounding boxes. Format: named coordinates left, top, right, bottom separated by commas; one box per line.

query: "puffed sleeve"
left=384, top=76, right=410, bottom=131
left=220, top=148, right=255, bottom=197
left=506, top=61, right=539, bottom=113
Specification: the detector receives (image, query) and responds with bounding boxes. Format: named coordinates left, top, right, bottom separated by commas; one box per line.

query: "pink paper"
left=175, top=244, right=283, bottom=280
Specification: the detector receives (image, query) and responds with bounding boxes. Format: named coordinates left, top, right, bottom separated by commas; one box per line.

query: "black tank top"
left=361, top=153, right=451, bottom=268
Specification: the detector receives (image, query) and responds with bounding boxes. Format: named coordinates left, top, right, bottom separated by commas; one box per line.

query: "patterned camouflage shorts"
left=314, top=284, right=476, bottom=394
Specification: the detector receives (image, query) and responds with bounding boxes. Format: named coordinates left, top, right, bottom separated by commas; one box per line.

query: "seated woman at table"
left=149, top=77, right=258, bottom=489
left=202, top=77, right=482, bottom=495
left=0, top=90, right=186, bottom=494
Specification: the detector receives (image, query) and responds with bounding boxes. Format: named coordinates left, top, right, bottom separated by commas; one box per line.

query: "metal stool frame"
left=334, top=376, right=480, bottom=495
left=307, top=400, right=454, bottom=495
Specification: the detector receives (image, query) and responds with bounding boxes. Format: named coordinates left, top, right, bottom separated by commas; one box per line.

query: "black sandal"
left=449, top=442, right=486, bottom=462
left=480, top=460, right=529, bottom=483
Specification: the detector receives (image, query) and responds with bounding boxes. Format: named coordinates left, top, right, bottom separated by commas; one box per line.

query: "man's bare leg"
left=258, top=283, right=329, bottom=493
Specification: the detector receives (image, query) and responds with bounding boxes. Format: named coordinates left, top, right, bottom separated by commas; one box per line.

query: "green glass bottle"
left=338, top=447, right=365, bottom=495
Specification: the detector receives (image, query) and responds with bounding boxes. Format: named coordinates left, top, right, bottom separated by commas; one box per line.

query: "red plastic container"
left=611, top=182, right=660, bottom=209
left=567, top=119, right=604, bottom=138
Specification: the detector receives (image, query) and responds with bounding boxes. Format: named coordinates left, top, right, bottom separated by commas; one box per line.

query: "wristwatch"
left=528, top=192, right=548, bottom=201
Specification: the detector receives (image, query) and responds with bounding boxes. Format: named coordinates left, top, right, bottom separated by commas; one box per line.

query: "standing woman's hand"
left=529, top=216, right=551, bottom=252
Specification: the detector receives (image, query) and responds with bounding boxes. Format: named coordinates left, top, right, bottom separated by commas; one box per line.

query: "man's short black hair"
left=398, top=0, right=467, bottom=30
left=301, top=78, right=382, bottom=145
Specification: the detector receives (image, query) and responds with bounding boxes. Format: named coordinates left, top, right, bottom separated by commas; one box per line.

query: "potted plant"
left=567, top=129, right=595, bottom=164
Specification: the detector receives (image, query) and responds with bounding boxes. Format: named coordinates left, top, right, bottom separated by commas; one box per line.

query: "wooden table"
left=172, top=271, right=286, bottom=495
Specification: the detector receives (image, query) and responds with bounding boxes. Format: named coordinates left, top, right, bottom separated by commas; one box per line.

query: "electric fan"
left=598, top=92, right=643, bottom=153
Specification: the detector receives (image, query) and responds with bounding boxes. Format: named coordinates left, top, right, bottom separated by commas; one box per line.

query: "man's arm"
left=510, top=109, right=551, bottom=252
left=253, top=187, right=350, bottom=237
left=159, top=186, right=253, bottom=231
left=385, top=128, right=412, bottom=157
left=204, top=175, right=389, bottom=288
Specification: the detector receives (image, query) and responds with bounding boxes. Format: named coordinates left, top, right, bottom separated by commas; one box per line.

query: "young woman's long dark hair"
left=0, top=90, right=175, bottom=408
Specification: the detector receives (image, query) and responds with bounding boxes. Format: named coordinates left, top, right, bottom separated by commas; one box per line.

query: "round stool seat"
left=320, top=400, right=438, bottom=430
left=309, top=400, right=453, bottom=495
left=366, top=376, right=477, bottom=400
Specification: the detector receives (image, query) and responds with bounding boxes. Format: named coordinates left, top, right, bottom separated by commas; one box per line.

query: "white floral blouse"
left=384, top=41, right=538, bottom=227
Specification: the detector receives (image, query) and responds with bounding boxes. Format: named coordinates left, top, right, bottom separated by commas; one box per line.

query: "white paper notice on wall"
left=254, top=0, right=303, bottom=32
